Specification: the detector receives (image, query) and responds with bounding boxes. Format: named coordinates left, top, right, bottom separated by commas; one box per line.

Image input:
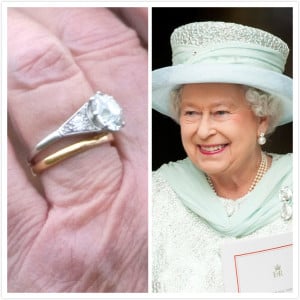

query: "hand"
left=7, top=7, right=148, bottom=292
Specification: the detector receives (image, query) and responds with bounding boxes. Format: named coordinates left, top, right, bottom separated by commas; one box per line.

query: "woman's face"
left=179, top=83, right=268, bottom=177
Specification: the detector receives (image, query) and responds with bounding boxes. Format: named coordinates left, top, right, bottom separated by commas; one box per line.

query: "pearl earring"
left=258, top=132, right=266, bottom=145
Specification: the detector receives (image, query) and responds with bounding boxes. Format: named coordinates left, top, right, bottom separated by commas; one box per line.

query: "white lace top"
left=152, top=163, right=292, bottom=293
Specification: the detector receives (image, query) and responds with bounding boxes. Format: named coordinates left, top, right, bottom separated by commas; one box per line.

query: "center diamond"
left=87, top=91, right=125, bottom=131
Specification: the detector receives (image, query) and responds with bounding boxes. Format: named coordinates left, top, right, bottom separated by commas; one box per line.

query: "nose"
left=196, top=114, right=216, bottom=139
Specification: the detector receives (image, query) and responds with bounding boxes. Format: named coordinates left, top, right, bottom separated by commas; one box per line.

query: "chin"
left=194, top=160, right=225, bottom=175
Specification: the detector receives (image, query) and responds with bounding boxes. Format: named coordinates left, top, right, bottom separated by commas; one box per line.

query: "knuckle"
left=10, top=37, right=77, bottom=89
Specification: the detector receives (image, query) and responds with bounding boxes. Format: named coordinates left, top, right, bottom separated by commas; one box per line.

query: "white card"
left=221, top=232, right=293, bottom=293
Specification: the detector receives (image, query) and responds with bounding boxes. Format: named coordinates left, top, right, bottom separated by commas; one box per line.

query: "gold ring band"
left=30, top=133, right=114, bottom=174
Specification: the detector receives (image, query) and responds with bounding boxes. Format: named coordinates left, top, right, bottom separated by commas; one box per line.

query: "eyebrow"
left=211, top=102, right=237, bottom=109
left=181, top=100, right=238, bottom=109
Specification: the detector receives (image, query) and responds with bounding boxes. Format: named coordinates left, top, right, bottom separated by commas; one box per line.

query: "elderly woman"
left=152, top=22, right=293, bottom=292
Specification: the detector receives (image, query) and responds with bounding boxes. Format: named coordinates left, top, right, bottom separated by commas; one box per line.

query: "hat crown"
left=170, top=22, right=289, bottom=72
left=153, top=21, right=292, bottom=126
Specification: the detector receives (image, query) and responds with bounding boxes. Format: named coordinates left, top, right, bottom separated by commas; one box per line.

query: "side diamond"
left=59, top=104, right=97, bottom=135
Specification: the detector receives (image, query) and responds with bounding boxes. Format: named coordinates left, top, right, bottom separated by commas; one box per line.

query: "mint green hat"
left=152, top=21, right=292, bottom=126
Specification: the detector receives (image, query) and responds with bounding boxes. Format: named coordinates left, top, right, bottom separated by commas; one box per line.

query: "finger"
left=58, top=7, right=148, bottom=198
left=16, top=8, right=148, bottom=200
left=29, top=8, right=147, bottom=158
left=112, top=8, right=148, bottom=47
left=8, top=138, right=48, bottom=269
left=59, top=7, right=148, bottom=203
left=8, top=9, right=123, bottom=207
left=12, top=7, right=147, bottom=161
left=19, top=7, right=146, bottom=55
left=8, top=8, right=89, bottom=146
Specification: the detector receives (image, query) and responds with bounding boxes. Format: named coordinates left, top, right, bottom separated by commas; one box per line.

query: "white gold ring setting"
left=29, top=91, right=125, bottom=161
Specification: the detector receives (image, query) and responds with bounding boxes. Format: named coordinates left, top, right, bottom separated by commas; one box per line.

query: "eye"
left=213, top=110, right=230, bottom=117
left=211, top=110, right=231, bottom=121
left=215, top=110, right=229, bottom=116
left=182, top=110, right=201, bottom=117
left=181, top=110, right=201, bottom=122
left=184, top=111, right=198, bottom=116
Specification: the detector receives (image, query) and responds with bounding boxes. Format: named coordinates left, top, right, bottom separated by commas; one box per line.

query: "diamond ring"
left=29, top=91, right=125, bottom=162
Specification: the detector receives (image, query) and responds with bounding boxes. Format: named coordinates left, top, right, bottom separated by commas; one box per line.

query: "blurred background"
left=152, top=7, right=293, bottom=170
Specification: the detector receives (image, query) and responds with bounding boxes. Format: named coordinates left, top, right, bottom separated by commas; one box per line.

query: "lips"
left=199, top=144, right=228, bottom=155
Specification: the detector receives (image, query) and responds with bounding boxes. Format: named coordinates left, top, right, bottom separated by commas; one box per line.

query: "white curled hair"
left=170, top=84, right=283, bottom=135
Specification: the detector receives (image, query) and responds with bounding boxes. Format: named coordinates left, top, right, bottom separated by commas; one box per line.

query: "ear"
left=257, top=116, right=269, bottom=135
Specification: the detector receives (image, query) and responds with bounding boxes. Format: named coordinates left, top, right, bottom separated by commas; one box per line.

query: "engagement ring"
left=28, top=91, right=125, bottom=173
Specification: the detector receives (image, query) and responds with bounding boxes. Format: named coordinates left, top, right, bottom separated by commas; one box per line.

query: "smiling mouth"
left=199, top=144, right=228, bottom=154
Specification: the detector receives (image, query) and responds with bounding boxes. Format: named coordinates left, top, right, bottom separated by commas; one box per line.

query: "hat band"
left=172, top=43, right=285, bottom=73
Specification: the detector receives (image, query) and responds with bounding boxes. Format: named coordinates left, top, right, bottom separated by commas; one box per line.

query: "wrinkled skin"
left=7, top=8, right=148, bottom=292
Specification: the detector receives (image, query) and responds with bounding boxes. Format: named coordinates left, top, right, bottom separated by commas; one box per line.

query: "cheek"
left=229, top=114, right=259, bottom=141
left=180, top=123, right=195, bottom=141
left=230, top=113, right=247, bottom=123
left=231, top=111, right=258, bottom=127
left=180, top=126, right=188, bottom=145
left=180, top=126, right=196, bottom=157
left=231, top=111, right=258, bottom=128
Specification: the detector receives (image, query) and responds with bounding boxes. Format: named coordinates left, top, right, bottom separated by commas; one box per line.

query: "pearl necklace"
left=206, top=152, right=268, bottom=197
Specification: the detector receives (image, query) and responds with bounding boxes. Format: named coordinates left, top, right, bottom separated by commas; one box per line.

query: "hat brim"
left=152, top=63, right=293, bottom=126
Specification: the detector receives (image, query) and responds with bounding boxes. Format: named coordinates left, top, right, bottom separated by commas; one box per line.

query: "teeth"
left=201, top=145, right=224, bottom=152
